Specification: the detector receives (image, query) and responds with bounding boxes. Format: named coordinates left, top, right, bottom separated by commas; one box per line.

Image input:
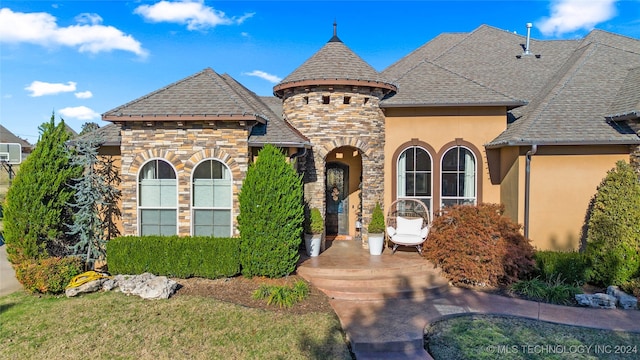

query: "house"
left=100, top=24, right=640, bottom=250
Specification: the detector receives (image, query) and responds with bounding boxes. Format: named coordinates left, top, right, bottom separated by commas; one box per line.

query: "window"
left=397, top=147, right=432, bottom=215
left=139, top=159, right=177, bottom=236
left=192, top=159, right=232, bottom=237
left=343, top=96, right=351, bottom=104
left=322, top=95, right=330, bottom=104
left=441, top=146, right=477, bottom=207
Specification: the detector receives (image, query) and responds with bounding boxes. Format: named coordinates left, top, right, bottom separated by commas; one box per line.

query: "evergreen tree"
left=586, top=160, right=640, bottom=285
left=3, top=114, right=81, bottom=263
left=66, top=132, right=121, bottom=267
left=238, top=144, right=304, bottom=278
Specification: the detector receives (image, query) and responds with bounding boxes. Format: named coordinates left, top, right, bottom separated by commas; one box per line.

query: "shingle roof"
left=606, top=67, right=640, bottom=121
left=72, top=123, right=122, bottom=147
left=0, top=124, right=32, bottom=151
left=274, top=35, right=396, bottom=95
left=103, top=68, right=270, bottom=123
left=381, top=59, right=525, bottom=108
left=382, top=24, right=640, bottom=147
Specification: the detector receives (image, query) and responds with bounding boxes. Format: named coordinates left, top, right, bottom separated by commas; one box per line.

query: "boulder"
left=607, top=286, right=638, bottom=310
left=65, top=278, right=107, bottom=297
left=575, top=293, right=617, bottom=309
left=114, top=273, right=178, bottom=300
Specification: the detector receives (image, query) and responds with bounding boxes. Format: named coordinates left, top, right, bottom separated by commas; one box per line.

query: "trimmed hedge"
left=534, top=251, right=592, bottom=285
left=106, top=236, right=241, bottom=279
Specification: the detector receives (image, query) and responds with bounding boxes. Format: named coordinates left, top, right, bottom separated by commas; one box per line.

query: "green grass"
left=0, top=290, right=352, bottom=360
left=426, top=315, right=640, bottom=360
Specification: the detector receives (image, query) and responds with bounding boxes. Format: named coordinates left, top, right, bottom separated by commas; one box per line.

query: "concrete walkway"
left=0, top=243, right=22, bottom=297
left=330, top=283, right=640, bottom=359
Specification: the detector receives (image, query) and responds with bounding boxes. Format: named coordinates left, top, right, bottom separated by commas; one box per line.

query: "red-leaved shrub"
left=14, top=256, right=83, bottom=294
left=424, top=203, right=535, bottom=287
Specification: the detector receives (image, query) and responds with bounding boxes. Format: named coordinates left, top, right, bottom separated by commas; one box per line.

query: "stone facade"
left=119, top=121, right=250, bottom=236
left=281, top=85, right=387, bottom=241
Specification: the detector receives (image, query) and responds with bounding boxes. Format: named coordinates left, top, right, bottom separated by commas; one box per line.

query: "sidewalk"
left=330, top=287, right=640, bottom=359
left=0, top=243, right=22, bottom=297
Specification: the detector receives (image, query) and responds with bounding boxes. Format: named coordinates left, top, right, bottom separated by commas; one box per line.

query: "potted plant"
left=305, top=208, right=324, bottom=257
left=368, top=203, right=385, bottom=255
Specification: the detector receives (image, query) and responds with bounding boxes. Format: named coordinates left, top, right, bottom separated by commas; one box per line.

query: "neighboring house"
left=0, top=124, right=33, bottom=162
left=100, top=24, right=640, bottom=250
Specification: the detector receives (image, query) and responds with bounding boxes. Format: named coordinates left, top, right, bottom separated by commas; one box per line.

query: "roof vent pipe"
left=524, top=23, right=532, bottom=55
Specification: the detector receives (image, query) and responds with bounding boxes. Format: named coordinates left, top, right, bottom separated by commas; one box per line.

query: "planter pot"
left=368, top=233, right=385, bottom=255
left=305, top=233, right=322, bottom=257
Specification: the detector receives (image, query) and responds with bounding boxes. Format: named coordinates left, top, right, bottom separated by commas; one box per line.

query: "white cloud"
left=0, top=8, right=148, bottom=57
left=75, top=91, right=93, bottom=99
left=537, top=0, right=618, bottom=37
left=25, top=81, right=77, bottom=97
left=134, top=0, right=254, bottom=31
left=242, top=70, right=282, bottom=84
left=58, top=106, right=100, bottom=121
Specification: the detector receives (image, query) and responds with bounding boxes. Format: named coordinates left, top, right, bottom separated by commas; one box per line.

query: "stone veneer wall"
left=119, top=122, right=249, bottom=236
left=281, top=85, right=386, bottom=243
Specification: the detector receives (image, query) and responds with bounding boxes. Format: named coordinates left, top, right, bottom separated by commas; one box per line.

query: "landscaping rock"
left=575, top=293, right=617, bottom=309
left=65, top=278, right=107, bottom=297
left=115, top=273, right=178, bottom=300
left=607, top=286, right=638, bottom=310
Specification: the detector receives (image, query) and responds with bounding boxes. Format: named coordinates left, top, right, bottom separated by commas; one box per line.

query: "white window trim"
left=137, top=158, right=179, bottom=236
left=440, top=146, right=478, bottom=208
left=397, top=146, right=434, bottom=220
left=190, top=158, right=233, bottom=237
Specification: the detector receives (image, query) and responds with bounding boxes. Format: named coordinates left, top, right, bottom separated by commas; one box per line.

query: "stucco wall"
left=383, top=106, right=507, bottom=216
left=521, top=145, right=629, bottom=250
left=118, top=122, right=249, bottom=237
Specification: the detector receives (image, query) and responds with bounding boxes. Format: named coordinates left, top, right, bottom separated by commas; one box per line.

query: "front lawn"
left=426, top=315, right=640, bottom=360
left=0, top=290, right=352, bottom=359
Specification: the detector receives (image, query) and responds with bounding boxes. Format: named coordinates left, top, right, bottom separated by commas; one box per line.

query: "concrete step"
left=320, top=282, right=449, bottom=301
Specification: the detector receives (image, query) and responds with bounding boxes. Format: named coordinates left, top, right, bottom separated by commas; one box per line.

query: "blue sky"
left=1, top=0, right=640, bottom=144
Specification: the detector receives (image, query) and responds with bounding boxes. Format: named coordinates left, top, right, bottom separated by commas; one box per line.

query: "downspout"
left=289, top=147, right=308, bottom=171
left=524, top=144, right=537, bottom=239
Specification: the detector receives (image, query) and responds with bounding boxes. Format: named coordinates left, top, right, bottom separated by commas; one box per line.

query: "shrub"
left=308, top=208, right=324, bottom=234
left=14, top=256, right=83, bottom=294
left=534, top=251, right=592, bottom=285
left=238, top=144, right=304, bottom=278
left=3, top=114, right=81, bottom=263
left=368, top=203, right=385, bottom=234
left=424, top=203, right=536, bottom=287
left=107, top=236, right=241, bottom=279
left=510, top=276, right=582, bottom=305
left=585, top=160, right=640, bottom=286
left=252, top=280, right=310, bottom=308
left=621, top=277, right=640, bottom=298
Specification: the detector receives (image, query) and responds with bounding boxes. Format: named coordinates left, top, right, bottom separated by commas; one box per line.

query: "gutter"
left=485, top=138, right=640, bottom=149
left=524, top=144, right=537, bottom=239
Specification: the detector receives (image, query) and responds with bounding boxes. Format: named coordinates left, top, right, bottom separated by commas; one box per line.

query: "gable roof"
left=274, top=33, right=396, bottom=96
left=606, top=67, right=640, bottom=121
left=0, top=124, right=32, bottom=151
left=103, top=68, right=270, bottom=123
left=382, top=24, right=640, bottom=147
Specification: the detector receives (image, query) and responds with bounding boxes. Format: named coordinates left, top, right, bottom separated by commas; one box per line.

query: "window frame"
left=137, top=158, right=178, bottom=236
left=396, top=145, right=433, bottom=219
left=440, top=145, right=478, bottom=208
left=190, top=158, right=233, bottom=237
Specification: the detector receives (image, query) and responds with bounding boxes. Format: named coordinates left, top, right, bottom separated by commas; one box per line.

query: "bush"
left=585, top=161, right=640, bottom=286
left=621, top=277, right=640, bottom=298
left=107, top=236, right=241, bottom=279
left=424, top=203, right=536, bottom=287
left=510, top=276, right=582, bottom=305
left=368, top=203, right=385, bottom=234
left=3, top=114, right=81, bottom=263
left=252, top=280, right=310, bottom=308
left=308, top=208, right=324, bottom=234
left=14, top=256, right=83, bottom=294
left=534, top=251, right=592, bottom=285
left=238, top=144, right=304, bottom=278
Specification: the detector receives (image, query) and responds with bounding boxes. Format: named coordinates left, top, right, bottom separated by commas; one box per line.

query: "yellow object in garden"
left=66, top=271, right=111, bottom=289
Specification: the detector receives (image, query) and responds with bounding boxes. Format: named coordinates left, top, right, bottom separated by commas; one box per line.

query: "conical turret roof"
left=274, top=25, right=396, bottom=96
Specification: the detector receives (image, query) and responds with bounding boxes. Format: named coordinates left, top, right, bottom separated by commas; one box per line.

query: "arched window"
left=397, top=146, right=433, bottom=214
left=192, top=159, right=232, bottom=237
left=441, top=146, right=477, bottom=207
left=138, top=159, right=177, bottom=236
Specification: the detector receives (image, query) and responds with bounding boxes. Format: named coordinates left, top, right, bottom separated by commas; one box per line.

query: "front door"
left=326, top=162, right=349, bottom=236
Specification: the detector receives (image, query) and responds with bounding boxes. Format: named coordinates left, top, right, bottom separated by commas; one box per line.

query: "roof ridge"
left=203, top=70, right=258, bottom=117
left=219, top=73, right=275, bottom=122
